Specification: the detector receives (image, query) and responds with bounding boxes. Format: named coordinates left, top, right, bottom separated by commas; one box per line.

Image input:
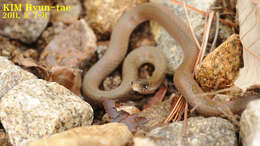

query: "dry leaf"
left=48, top=66, right=82, bottom=96
left=103, top=100, right=146, bottom=132
left=235, top=0, right=260, bottom=90
left=251, top=0, right=260, bottom=4
left=143, top=84, right=167, bottom=109
left=13, top=49, right=49, bottom=79
left=257, top=3, right=260, bottom=23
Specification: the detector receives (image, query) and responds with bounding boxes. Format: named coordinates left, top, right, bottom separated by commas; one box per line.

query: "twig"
left=192, top=14, right=208, bottom=73
left=222, top=0, right=227, bottom=8
left=199, top=11, right=215, bottom=63
left=170, top=0, right=236, bottom=27
left=195, top=86, right=240, bottom=97
left=183, top=101, right=188, bottom=136
left=243, top=45, right=260, bottom=60
left=210, top=12, right=220, bottom=52
left=190, top=105, right=198, bottom=113
left=171, top=0, right=206, bottom=15
left=164, top=95, right=185, bottom=123
left=183, top=2, right=201, bottom=49
left=194, top=11, right=213, bottom=69
left=173, top=98, right=185, bottom=121
left=189, top=86, right=240, bottom=113
left=229, top=0, right=237, bottom=10
left=194, top=12, right=209, bottom=67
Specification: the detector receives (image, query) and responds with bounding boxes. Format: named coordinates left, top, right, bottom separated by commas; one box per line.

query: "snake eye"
left=142, top=82, right=149, bottom=90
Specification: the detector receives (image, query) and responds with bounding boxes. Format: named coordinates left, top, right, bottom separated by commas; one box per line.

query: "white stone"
left=240, top=99, right=260, bottom=146
left=0, top=79, right=93, bottom=146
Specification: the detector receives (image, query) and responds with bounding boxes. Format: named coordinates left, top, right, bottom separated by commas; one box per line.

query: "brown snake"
left=83, top=3, right=259, bottom=116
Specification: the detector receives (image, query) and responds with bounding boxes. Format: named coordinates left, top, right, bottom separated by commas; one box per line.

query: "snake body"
left=83, top=3, right=258, bottom=116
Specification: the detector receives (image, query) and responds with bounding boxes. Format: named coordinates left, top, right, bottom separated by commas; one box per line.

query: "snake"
left=82, top=3, right=259, bottom=116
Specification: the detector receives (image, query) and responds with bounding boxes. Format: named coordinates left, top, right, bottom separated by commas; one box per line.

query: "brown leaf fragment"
left=143, top=84, right=167, bottom=109
left=137, top=100, right=172, bottom=129
left=236, top=0, right=260, bottom=91
left=0, top=129, right=11, bottom=146
left=251, top=0, right=260, bottom=4
left=48, top=66, right=82, bottom=96
left=16, top=57, right=38, bottom=68
left=103, top=100, right=146, bottom=132
left=257, top=3, right=260, bottom=25
left=13, top=50, right=49, bottom=79
left=103, top=100, right=121, bottom=119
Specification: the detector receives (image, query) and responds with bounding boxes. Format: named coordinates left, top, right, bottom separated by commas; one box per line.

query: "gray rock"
left=0, top=0, right=50, bottom=43
left=240, top=99, right=260, bottom=146
left=150, top=0, right=232, bottom=73
left=51, top=0, right=82, bottom=24
left=0, top=79, right=93, bottom=146
left=84, top=0, right=147, bottom=39
left=39, top=19, right=96, bottom=69
left=146, top=117, right=237, bottom=146
left=39, top=19, right=96, bottom=95
left=37, top=22, right=68, bottom=50
left=0, top=57, right=37, bottom=98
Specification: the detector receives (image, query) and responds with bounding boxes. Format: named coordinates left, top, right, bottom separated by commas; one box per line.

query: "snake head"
left=131, top=80, right=157, bottom=94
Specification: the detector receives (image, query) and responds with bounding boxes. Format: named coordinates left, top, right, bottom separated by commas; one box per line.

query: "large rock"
left=0, top=0, right=50, bottom=43
left=39, top=19, right=96, bottom=69
left=240, top=99, right=260, bottom=146
left=194, top=34, right=242, bottom=91
left=0, top=79, right=93, bottom=146
left=28, top=123, right=133, bottom=146
left=37, top=22, right=68, bottom=50
left=51, top=0, right=82, bottom=24
left=84, top=0, right=147, bottom=39
left=146, top=117, right=237, bottom=146
left=39, top=19, right=96, bottom=95
left=0, top=57, right=37, bottom=99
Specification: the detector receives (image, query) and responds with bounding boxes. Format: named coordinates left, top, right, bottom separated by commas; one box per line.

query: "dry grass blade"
left=199, top=11, right=215, bottom=63
left=243, top=46, right=260, bottom=59
left=170, top=0, right=236, bottom=27
left=170, top=0, right=206, bottom=15
left=164, top=95, right=186, bottom=123
left=210, top=12, right=220, bottom=52
left=189, top=87, right=240, bottom=113
left=194, top=11, right=214, bottom=71
left=183, top=101, right=188, bottom=136
left=195, top=87, right=241, bottom=97
left=183, top=2, right=201, bottom=49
